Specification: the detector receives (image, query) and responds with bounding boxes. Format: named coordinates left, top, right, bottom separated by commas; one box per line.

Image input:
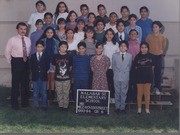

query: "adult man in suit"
left=5, top=22, right=31, bottom=110
left=112, top=40, right=132, bottom=114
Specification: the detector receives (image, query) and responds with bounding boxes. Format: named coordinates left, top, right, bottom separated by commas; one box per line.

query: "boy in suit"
left=30, top=41, right=50, bottom=110
left=112, top=40, right=132, bottom=114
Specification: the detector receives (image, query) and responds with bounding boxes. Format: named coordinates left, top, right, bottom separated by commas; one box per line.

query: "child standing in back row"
left=146, top=21, right=166, bottom=95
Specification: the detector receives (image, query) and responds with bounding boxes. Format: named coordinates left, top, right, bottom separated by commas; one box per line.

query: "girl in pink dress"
left=90, top=42, right=110, bottom=90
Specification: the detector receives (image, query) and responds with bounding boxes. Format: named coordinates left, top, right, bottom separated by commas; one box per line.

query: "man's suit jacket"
left=114, top=32, right=128, bottom=43
left=30, top=52, right=50, bottom=81
left=112, top=52, right=132, bottom=82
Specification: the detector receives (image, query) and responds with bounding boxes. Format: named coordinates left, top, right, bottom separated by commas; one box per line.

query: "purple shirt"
left=30, top=29, right=43, bottom=55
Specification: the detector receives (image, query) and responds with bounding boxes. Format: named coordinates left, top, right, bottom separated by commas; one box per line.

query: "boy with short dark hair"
left=115, top=20, right=127, bottom=43
left=30, top=19, right=44, bottom=55
left=30, top=41, right=50, bottom=111
left=96, top=4, right=109, bottom=24
left=53, top=41, right=72, bottom=111
left=77, top=4, right=89, bottom=25
left=124, top=14, right=142, bottom=42
left=112, top=40, right=132, bottom=114
left=73, top=42, right=90, bottom=100
left=136, top=6, right=153, bottom=42
left=43, top=12, right=57, bottom=30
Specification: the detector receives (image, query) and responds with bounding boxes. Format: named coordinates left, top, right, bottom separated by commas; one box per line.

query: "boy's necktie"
left=122, top=54, right=124, bottom=61
left=22, top=37, right=27, bottom=62
left=38, top=53, right=41, bottom=61
left=119, top=35, right=122, bottom=41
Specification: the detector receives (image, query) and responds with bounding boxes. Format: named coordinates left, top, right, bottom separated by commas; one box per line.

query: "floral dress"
left=90, top=55, right=110, bottom=90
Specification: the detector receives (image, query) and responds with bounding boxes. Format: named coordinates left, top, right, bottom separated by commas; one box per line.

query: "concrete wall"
left=0, top=0, right=180, bottom=90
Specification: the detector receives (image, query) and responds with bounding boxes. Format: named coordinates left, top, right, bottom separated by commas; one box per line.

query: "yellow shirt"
left=146, top=33, right=166, bottom=55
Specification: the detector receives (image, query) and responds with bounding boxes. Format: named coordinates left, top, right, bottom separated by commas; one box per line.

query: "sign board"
left=76, top=89, right=110, bottom=115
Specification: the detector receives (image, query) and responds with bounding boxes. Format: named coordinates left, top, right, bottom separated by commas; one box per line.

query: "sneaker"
left=155, top=88, right=161, bottom=95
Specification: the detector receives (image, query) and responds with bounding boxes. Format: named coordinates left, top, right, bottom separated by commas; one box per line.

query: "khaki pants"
left=56, top=80, right=70, bottom=108
left=137, top=83, right=151, bottom=110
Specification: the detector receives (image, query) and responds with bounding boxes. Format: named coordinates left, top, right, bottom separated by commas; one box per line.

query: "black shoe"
left=115, top=109, right=120, bottom=114
left=59, top=107, right=64, bottom=111
left=41, top=107, right=47, bottom=111
left=120, top=109, right=127, bottom=114
left=63, top=108, right=68, bottom=112
left=12, top=106, right=19, bottom=110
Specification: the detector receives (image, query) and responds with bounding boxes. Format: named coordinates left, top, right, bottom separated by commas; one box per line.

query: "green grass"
left=0, top=87, right=179, bottom=133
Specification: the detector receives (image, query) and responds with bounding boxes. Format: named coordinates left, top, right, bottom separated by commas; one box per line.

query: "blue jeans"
left=73, top=79, right=89, bottom=101
left=33, top=80, right=47, bottom=107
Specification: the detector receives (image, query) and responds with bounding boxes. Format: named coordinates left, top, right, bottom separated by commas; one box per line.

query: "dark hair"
left=128, top=14, right=137, bottom=20
left=109, top=12, right=118, bottom=18
left=65, top=28, right=75, bottom=34
left=16, top=22, right=27, bottom=29
left=54, top=1, right=69, bottom=22
left=44, top=12, right=53, bottom=18
left=39, top=26, right=60, bottom=41
left=74, top=19, right=85, bottom=33
left=78, top=41, right=86, bottom=48
left=97, top=4, right=106, bottom=10
left=88, top=12, right=96, bottom=19
left=119, top=40, right=129, bottom=48
left=66, top=10, right=78, bottom=23
left=120, top=6, right=130, bottom=12
left=103, top=28, right=116, bottom=45
left=140, top=42, right=149, bottom=50
left=140, top=6, right=149, bottom=13
left=129, top=29, right=139, bottom=35
left=152, top=21, right=165, bottom=33
left=36, top=0, right=46, bottom=10
left=59, top=41, right=68, bottom=49
left=35, top=19, right=44, bottom=25
left=84, top=26, right=95, bottom=40
left=116, top=20, right=125, bottom=29
left=95, top=42, right=103, bottom=48
left=80, top=4, right=89, bottom=10
left=95, top=19, right=105, bottom=27
left=57, top=18, right=66, bottom=24
left=36, top=40, right=45, bottom=47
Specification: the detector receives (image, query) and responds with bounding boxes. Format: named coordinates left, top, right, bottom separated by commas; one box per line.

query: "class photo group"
left=4, top=0, right=167, bottom=115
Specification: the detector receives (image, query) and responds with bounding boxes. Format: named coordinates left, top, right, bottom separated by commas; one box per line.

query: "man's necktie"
left=22, top=37, right=27, bottom=62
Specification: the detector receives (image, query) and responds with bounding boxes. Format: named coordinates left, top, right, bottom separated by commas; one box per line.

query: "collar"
left=120, top=51, right=126, bottom=55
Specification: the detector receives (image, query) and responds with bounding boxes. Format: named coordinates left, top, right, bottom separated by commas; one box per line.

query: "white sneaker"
left=155, top=88, right=161, bottom=95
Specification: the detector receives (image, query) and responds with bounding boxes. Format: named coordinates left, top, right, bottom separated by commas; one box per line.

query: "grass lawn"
left=0, top=86, right=179, bottom=133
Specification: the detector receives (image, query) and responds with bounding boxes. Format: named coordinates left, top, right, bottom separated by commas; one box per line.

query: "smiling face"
left=46, top=29, right=54, bottom=38
left=96, top=22, right=105, bottom=32
left=119, top=43, right=127, bottom=53
left=153, top=24, right=160, bottom=34
left=129, top=17, right=136, bottom=26
left=77, top=21, right=85, bottom=31
left=81, top=7, right=89, bottom=16
left=59, top=3, right=66, bottom=13
left=96, top=44, right=103, bottom=55
left=140, top=9, right=148, bottom=19
left=44, top=15, right=53, bottom=25
left=98, top=7, right=106, bottom=17
left=117, top=22, right=125, bottom=33
left=36, top=3, right=45, bottom=13
left=129, top=30, right=138, bottom=41
left=69, top=13, right=77, bottom=22
left=140, top=44, right=148, bottom=54
left=121, top=8, right=129, bottom=19
left=109, top=14, right=118, bottom=24
left=105, top=30, right=114, bottom=41
left=66, top=29, right=74, bottom=39
left=88, top=14, right=95, bottom=23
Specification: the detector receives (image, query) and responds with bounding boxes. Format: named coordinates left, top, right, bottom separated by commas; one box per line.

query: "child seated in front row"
left=53, top=41, right=72, bottom=111
left=112, top=40, right=132, bottom=114
left=73, top=42, right=90, bottom=101
left=134, top=42, right=154, bottom=114
left=30, top=41, right=50, bottom=111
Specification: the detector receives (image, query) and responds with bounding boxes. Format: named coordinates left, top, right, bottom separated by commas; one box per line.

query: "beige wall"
left=0, top=0, right=179, bottom=89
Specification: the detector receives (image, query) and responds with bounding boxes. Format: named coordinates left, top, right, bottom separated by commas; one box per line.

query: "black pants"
left=106, top=69, right=115, bottom=98
left=11, top=57, right=29, bottom=108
